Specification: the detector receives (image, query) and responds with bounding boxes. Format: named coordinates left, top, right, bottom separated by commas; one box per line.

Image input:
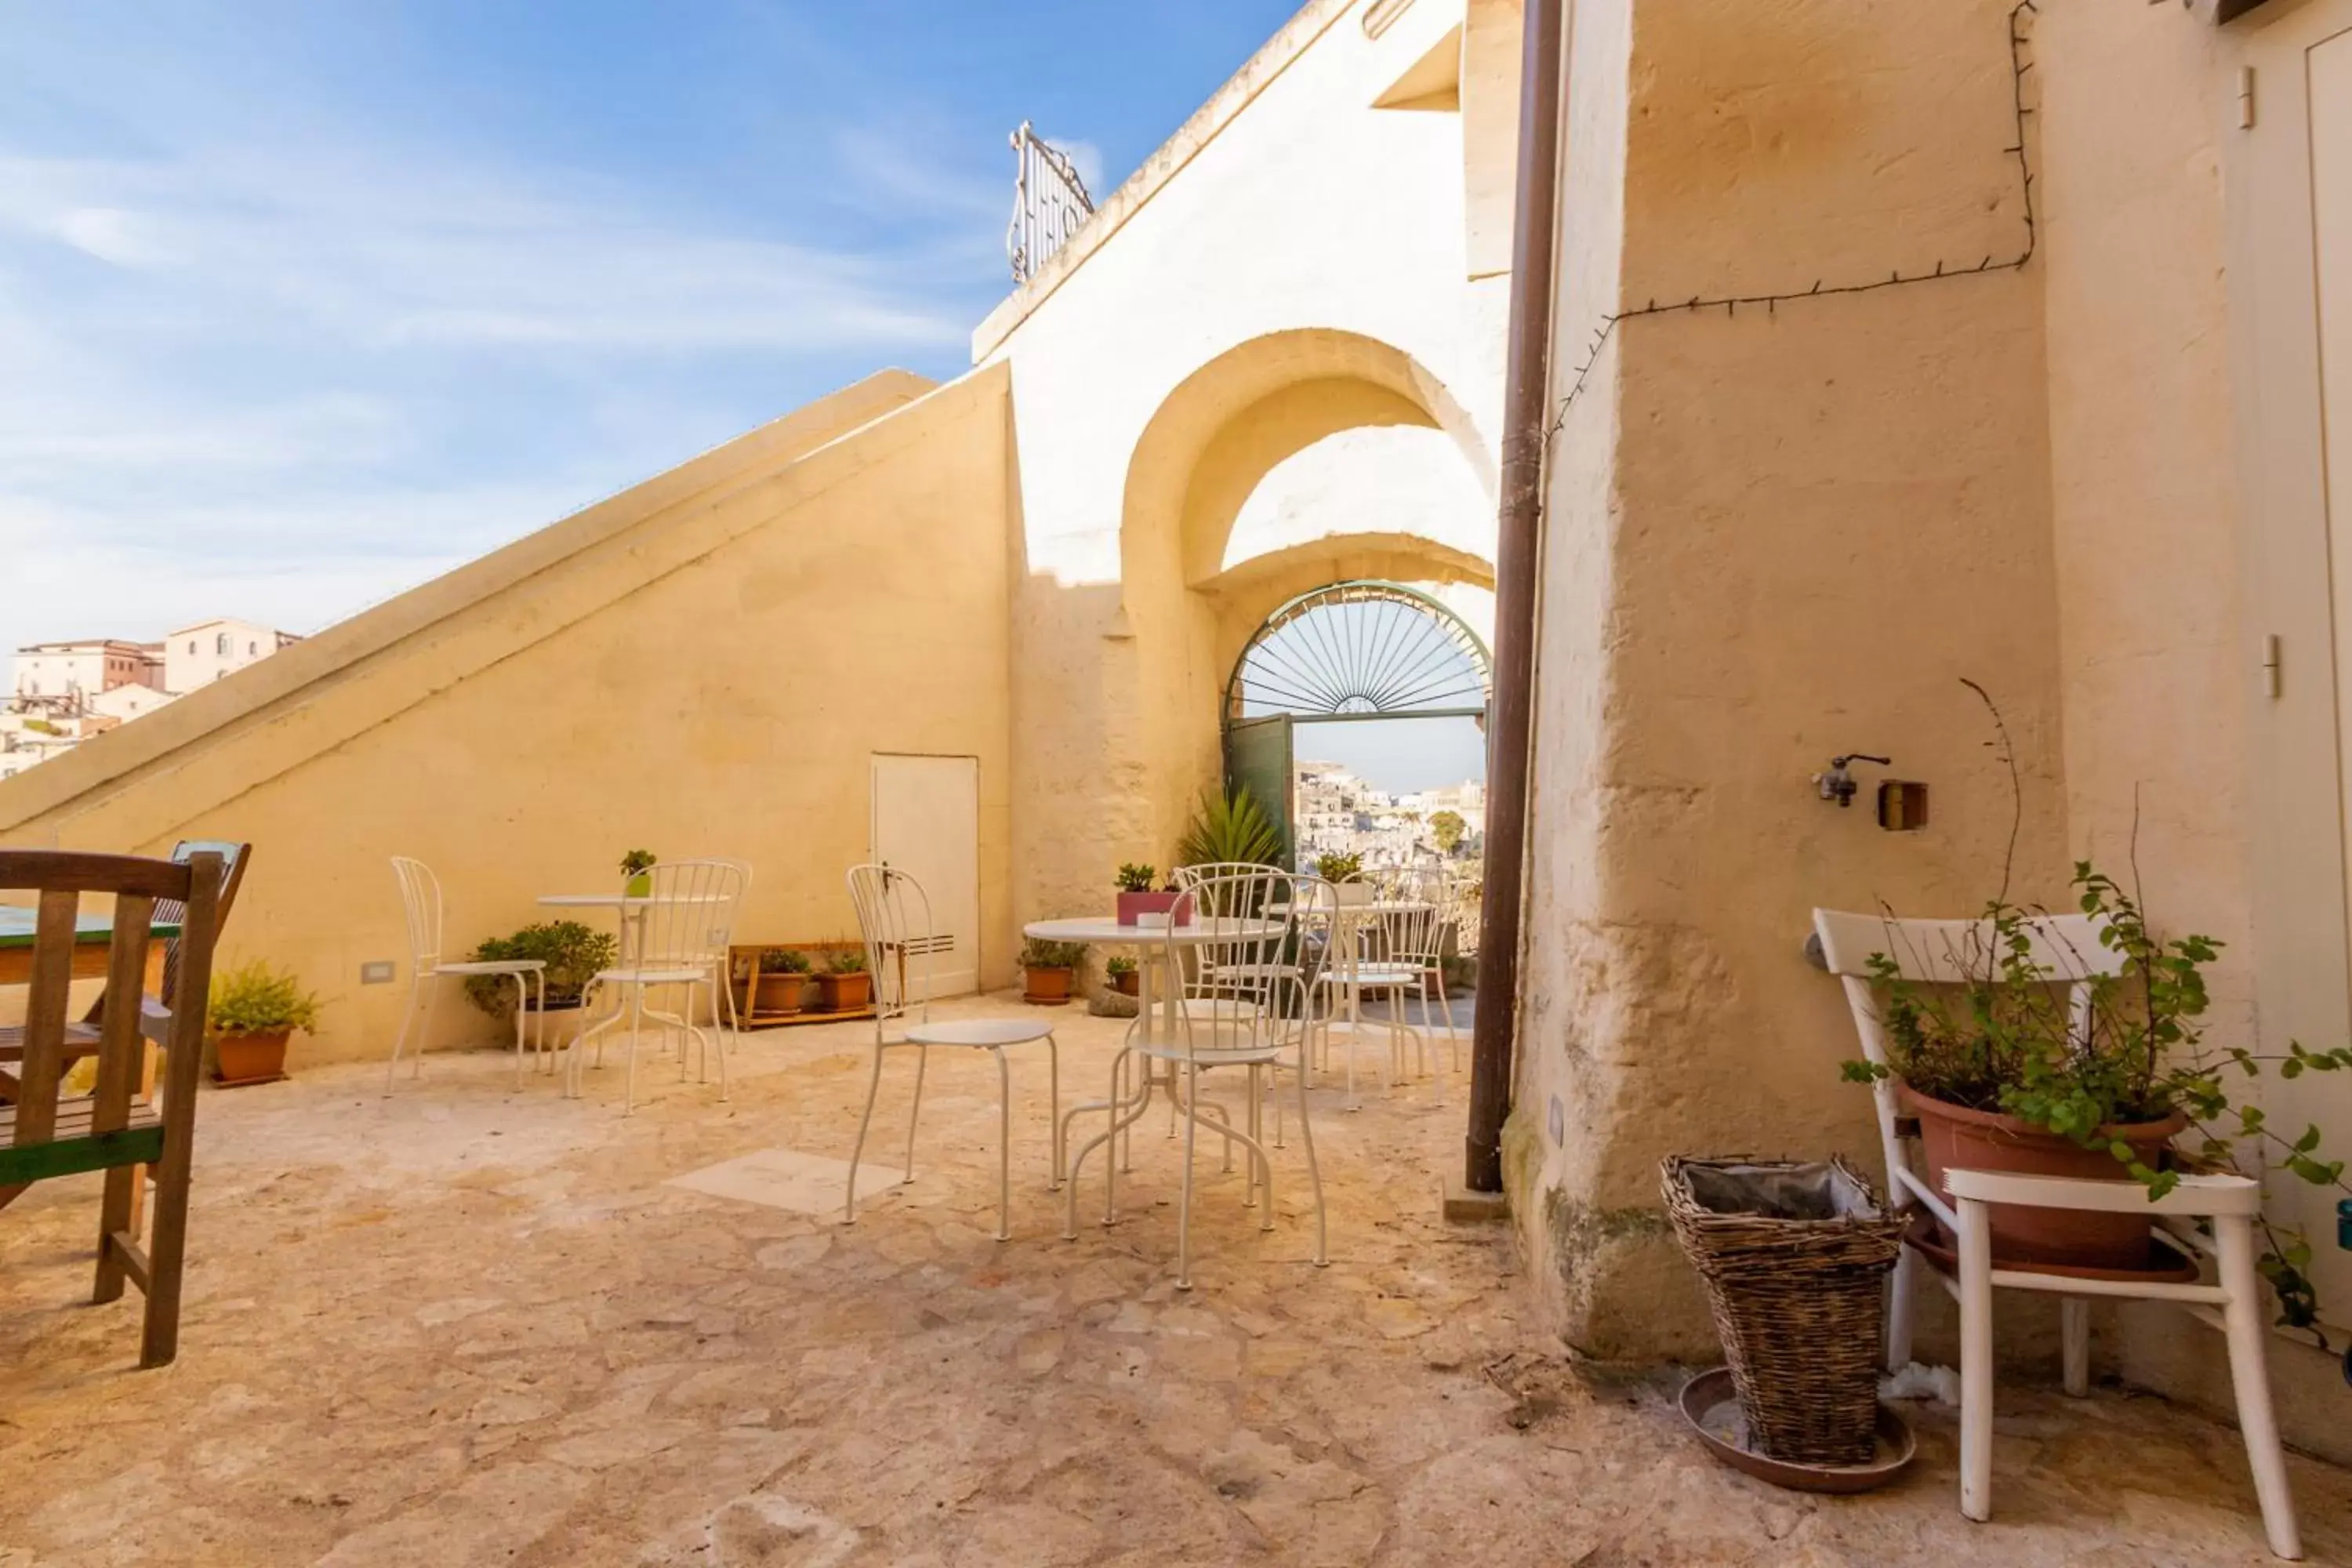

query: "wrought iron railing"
left=1006, top=122, right=1096, bottom=285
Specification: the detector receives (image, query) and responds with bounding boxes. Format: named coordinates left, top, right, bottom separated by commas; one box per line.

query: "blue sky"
left=0, top=1, right=1302, bottom=655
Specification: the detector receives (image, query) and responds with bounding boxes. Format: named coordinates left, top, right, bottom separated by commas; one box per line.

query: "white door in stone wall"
left=2238, top=0, right=2352, bottom=1327
left=870, top=754, right=981, bottom=997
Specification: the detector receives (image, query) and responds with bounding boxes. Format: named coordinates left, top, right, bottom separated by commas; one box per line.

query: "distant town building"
left=2, top=617, right=299, bottom=777
left=10, top=638, right=164, bottom=705
left=163, top=618, right=303, bottom=694
left=1292, top=758, right=1484, bottom=873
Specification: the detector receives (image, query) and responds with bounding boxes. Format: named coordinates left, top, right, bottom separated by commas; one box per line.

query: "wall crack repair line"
left=1547, top=0, right=2041, bottom=436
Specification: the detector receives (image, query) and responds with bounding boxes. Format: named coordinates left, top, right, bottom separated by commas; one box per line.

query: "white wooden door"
left=870, top=754, right=981, bottom=998
left=2234, top=0, right=2352, bottom=1325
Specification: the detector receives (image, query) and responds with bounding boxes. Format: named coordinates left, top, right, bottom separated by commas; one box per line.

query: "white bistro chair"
left=1064, top=868, right=1330, bottom=1289
left=1813, top=908, right=2300, bottom=1560
left=1309, top=877, right=1429, bottom=1109
left=844, top=863, right=1058, bottom=1241
left=572, top=858, right=746, bottom=1113
left=387, top=856, right=546, bottom=1093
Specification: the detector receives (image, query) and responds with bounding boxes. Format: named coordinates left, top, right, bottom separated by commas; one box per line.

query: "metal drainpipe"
left=1465, top=0, right=1565, bottom=1196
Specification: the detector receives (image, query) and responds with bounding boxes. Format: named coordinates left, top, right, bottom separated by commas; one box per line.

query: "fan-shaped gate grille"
left=1227, top=582, right=1490, bottom=721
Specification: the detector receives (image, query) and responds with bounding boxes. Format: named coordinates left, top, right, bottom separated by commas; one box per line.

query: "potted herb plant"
left=620, top=849, right=656, bottom=898
left=1115, top=862, right=1189, bottom=927
left=1021, top=938, right=1087, bottom=1005
left=208, top=959, right=321, bottom=1086
left=755, top=949, right=812, bottom=1016
left=1106, top=955, right=1140, bottom=996
left=816, top=945, right=872, bottom=1012
left=1843, top=684, right=2352, bottom=1329
left=1316, top=851, right=1371, bottom=904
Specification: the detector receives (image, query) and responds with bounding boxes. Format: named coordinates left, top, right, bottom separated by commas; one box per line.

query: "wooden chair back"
left=0, top=849, right=223, bottom=1367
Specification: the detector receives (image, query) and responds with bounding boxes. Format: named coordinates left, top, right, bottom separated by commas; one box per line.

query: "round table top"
left=1024, top=915, right=1282, bottom=946
left=538, top=892, right=729, bottom=909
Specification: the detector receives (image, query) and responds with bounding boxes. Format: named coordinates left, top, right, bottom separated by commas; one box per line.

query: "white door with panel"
left=2235, top=0, right=2352, bottom=1326
left=870, top=754, right=981, bottom=998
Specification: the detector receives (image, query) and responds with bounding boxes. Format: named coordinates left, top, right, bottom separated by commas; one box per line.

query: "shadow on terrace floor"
left=2, top=996, right=2347, bottom=1565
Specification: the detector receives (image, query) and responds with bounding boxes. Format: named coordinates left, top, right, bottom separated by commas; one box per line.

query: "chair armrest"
left=1944, top=1167, right=2259, bottom=1218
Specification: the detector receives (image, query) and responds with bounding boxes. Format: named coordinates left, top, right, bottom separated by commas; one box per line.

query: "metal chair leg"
left=845, top=1042, right=887, bottom=1225
left=994, top=1047, right=1012, bottom=1243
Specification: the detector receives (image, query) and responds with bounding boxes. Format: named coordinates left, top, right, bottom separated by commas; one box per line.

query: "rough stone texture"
left=4, top=1000, right=2345, bottom=1565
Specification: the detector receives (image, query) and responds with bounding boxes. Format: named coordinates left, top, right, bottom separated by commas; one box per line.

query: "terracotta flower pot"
left=1023, top=966, right=1073, bottom=1004
left=1898, top=1081, right=2187, bottom=1270
left=754, top=973, right=807, bottom=1015
left=213, top=1028, right=291, bottom=1087
left=1112, top=969, right=1140, bottom=996
left=1117, top=890, right=1192, bottom=927
left=816, top=971, right=872, bottom=1012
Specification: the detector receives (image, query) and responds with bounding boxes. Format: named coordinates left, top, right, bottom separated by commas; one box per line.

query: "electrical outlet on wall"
left=360, top=961, right=396, bottom=985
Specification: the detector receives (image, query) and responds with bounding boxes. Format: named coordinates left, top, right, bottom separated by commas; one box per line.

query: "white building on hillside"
left=11, top=639, right=163, bottom=704
left=162, top=619, right=302, bottom=693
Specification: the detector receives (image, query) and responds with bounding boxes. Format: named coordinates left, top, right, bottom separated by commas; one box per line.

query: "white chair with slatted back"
left=387, top=858, right=545, bottom=1094
left=1813, top=908, right=2300, bottom=1559
left=0, top=848, right=222, bottom=1368
left=845, top=863, right=1058, bottom=1240
left=572, top=858, right=746, bottom=1114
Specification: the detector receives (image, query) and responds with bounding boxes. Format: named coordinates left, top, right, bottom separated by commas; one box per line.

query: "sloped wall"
left=0, top=367, right=1017, bottom=1066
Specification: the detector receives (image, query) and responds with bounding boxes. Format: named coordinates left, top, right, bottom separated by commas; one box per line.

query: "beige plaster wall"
left=0, top=368, right=1018, bottom=1067
left=2035, top=0, right=2352, bottom=1462
left=1518, top=0, right=2069, bottom=1359
left=978, top=0, right=1512, bottom=921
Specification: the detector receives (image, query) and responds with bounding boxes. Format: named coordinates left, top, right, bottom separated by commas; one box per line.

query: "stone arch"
left=1118, top=327, right=1497, bottom=591
left=1112, top=328, right=1497, bottom=858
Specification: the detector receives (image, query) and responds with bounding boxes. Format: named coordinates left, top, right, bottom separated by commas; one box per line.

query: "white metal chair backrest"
left=848, top=863, right=938, bottom=1031
left=1173, top=862, right=1269, bottom=892
left=635, top=858, right=747, bottom=973
left=1812, top=908, right=2125, bottom=1219
left=391, top=857, right=445, bottom=974
left=1169, top=869, right=1317, bottom=1059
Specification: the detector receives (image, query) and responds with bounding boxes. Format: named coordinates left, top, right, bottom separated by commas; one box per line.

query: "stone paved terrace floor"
left=4, top=997, right=2350, bottom=1566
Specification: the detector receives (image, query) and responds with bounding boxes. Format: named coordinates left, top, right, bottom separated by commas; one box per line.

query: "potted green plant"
left=620, top=849, right=656, bottom=898
left=816, top=944, right=872, bottom=1011
left=1176, top=785, right=1285, bottom=869
left=1843, top=684, right=2352, bottom=1330
left=463, top=920, right=617, bottom=1033
left=755, top=948, right=812, bottom=1015
left=207, top=959, right=321, bottom=1086
left=1316, top=851, right=1371, bottom=904
left=1115, top=862, right=1190, bottom=927
left=1020, top=938, right=1087, bottom=1005
left=1106, top=954, right=1140, bottom=997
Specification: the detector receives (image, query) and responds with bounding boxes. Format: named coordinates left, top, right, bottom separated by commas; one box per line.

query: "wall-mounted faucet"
left=1813, top=753, right=1890, bottom=808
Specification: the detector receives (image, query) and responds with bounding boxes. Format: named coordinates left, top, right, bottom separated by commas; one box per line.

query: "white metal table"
left=539, top=891, right=729, bottom=1098
left=1026, top=913, right=1284, bottom=1215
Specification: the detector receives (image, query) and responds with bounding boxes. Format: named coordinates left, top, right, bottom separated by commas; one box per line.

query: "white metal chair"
left=387, top=857, right=546, bottom=1093
left=1813, top=907, right=2301, bottom=1559
left=1309, top=877, right=1428, bottom=1109
left=1064, top=868, right=1330, bottom=1288
left=844, top=863, right=1058, bottom=1240
left=572, top=858, right=745, bottom=1113
left=1377, top=870, right=1459, bottom=1073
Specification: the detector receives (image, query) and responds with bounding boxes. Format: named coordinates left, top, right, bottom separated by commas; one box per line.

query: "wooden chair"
left=1813, top=907, right=2300, bottom=1559
left=0, top=838, right=250, bottom=1100
left=0, top=849, right=223, bottom=1368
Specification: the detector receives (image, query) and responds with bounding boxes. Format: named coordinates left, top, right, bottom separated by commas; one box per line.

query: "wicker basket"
left=1661, top=1155, right=1907, bottom=1466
